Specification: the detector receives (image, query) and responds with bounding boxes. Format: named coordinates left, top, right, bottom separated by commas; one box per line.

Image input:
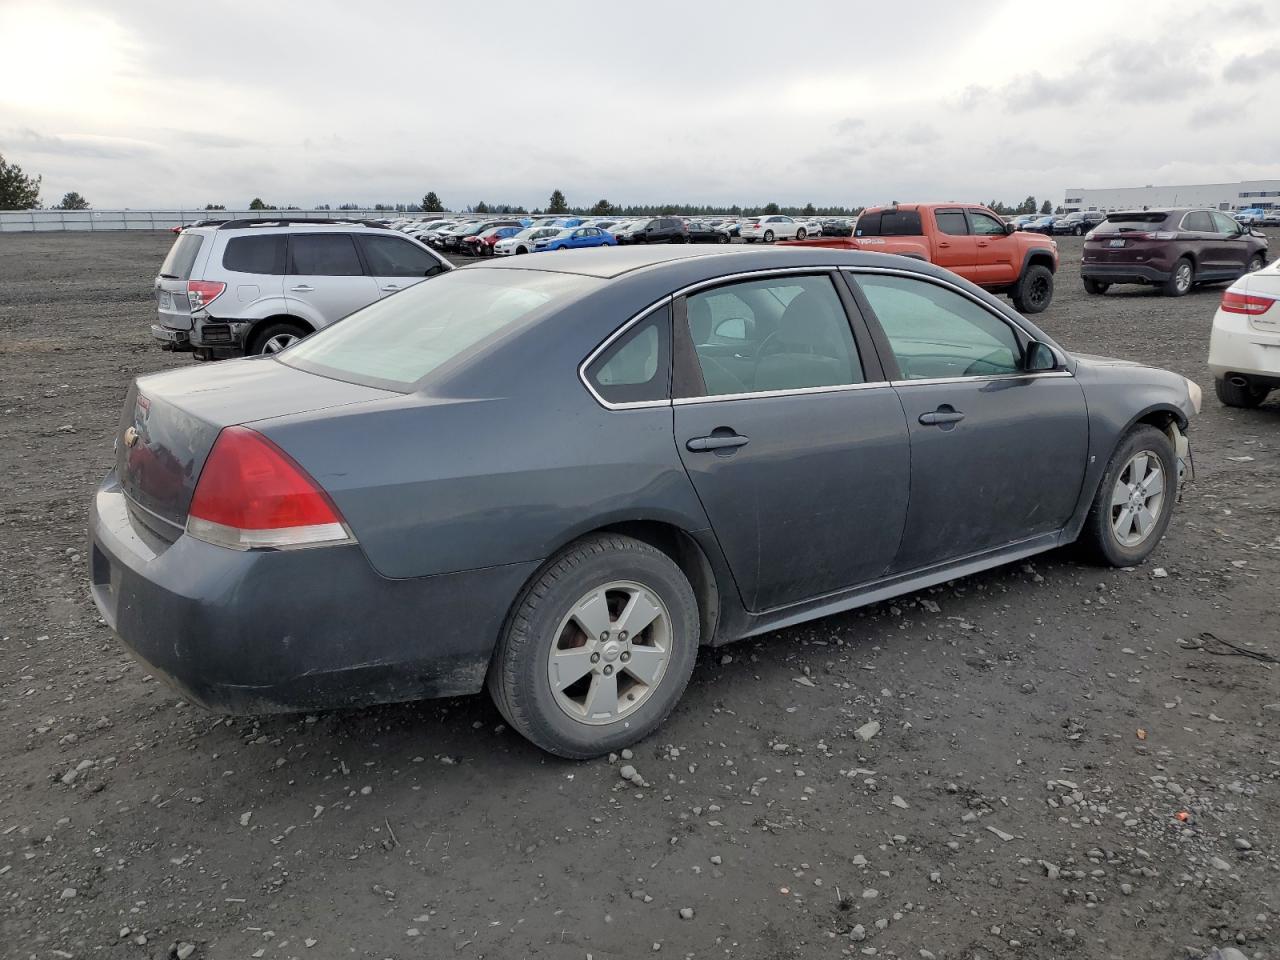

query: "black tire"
left=718, top=233, right=729, bottom=244
left=1162, top=257, right=1193, bottom=297
left=1078, top=425, right=1176, bottom=567
left=796, top=228, right=807, bottom=240
left=1012, top=264, right=1054, bottom=314
left=516, top=246, right=528, bottom=255
left=1215, top=376, right=1268, bottom=408
left=1073, top=225, right=1083, bottom=236
left=763, top=230, right=775, bottom=243
left=1083, top=278, right=1110, bottom=295
left=1246, top=254, right=1265, bottom=274
left=744, top=238, right=756, bottom=244
left=249, top=320, right=309, bottom=356
left=487, top=534, right=700, bottom=759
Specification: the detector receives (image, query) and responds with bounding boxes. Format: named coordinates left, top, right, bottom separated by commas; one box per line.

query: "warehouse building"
left=1061, top=179, right=1280, bottom=213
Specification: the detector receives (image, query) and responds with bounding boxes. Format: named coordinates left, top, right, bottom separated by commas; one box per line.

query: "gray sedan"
left=89, top=246, right=1200, bottom=757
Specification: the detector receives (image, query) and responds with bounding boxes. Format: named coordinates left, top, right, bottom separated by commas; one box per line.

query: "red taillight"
left=1221, top=290, right=1275, bottom=315
left=187, top=280, right=226, bottom=310
left=187, top=426, right=353, bottom=550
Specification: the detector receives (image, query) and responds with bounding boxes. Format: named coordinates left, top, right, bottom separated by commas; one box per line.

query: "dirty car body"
left=89, top=246, right=1198, bottom=738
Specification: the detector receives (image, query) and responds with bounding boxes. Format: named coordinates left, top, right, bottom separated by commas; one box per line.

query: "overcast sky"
left=2, top=0, right=1279, bottom=210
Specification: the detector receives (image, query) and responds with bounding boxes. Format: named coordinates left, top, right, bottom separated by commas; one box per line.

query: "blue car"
left=535, top=226, right=618, bottom=252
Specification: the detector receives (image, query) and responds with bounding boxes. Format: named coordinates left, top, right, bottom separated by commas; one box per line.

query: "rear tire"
left=764, top=230, right=775, bottom=243
left=249, top=320, right=308, bottom=356
left=1215, top=376, right=1269, bottom=408
left=1083, top=278, right=1110, bottom=295
left=1162, top=257, right=1193, bottom=297
left=1012, top=264, right=1054, bottom=314
left=487, top=534, right=700, bottom=759
left=1079, top=425, right=1176, bottom=567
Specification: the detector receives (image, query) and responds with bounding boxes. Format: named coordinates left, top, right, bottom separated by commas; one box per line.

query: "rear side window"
left=359, top=235, right=439, bottom=277
left=159, top=234, right=204, bottom=280
left=585, top=307, right=671, bottom=405
left=222, top=235, right=286, bottom=275
left=289, top=234, right=363, bottom=276
left=935, top=210, right=968, bottom=235
left=856, top=210, right=923, bottom=236
left=1182, top=211, right=1214, bottom=232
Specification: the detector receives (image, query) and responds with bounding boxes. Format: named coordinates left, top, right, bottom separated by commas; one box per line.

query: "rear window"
left=222, top=235, right=286, bottom=275
left=855, top=210, right=923, bottom=236
left=1092, top=212, right=1171, bottom=235
left=281, top=269, right=597, bottom=391
left=159, top=233, right=204, bottom=280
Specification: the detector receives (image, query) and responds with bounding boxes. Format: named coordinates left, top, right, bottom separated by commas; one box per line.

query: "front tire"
left=1083, top=278, right=1110, bottom=295
left=1162, top=257, right=1193, bottom=297
left=1215, top=376, right=1269, bottom=408
left=487, top=534, right=700, bottom=759
left=1012, top=264, right=1054, bottom=314
left=1079, top=425, right=1176, bottom=567
left=1073, top=226, right=1083, bottom=236
left=796, top=228, right=807, bottom=240
left=1246, top=254, right=1265, bottom=274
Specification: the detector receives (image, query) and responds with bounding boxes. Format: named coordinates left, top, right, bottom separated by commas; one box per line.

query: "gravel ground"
left=1, top=231, right=1277, bottom=960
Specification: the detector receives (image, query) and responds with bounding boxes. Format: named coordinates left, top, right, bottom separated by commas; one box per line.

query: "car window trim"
left=841, top=266, right=1073, bottom=380
left=935, top=208, right=971, bottom=237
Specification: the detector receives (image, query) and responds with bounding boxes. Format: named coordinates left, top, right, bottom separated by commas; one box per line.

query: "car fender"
left=1018, top=245, right=1058, bottom=277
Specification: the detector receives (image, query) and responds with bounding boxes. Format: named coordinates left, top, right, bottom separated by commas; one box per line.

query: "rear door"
left=672, top=270, right=910, bottom=611
left=929, top=208, right=977, bottom=276
left=849, top=270, right=1088, bottom=571
left=967, top=208, right=1019, bottom=286
left=358, top=233, right=447, bottom=299
left=285, top=233, right=379, bottom=329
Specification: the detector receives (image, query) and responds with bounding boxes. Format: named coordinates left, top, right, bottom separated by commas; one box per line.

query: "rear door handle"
left=289, top=285, right=314, bottom=292
left=686, top=434, right=750, bottom=452
left=919, top=410, right=965, bottom=426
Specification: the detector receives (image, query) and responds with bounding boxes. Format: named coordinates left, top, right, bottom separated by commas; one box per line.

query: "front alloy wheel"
left=1110, top=451, right=1165, bottom=548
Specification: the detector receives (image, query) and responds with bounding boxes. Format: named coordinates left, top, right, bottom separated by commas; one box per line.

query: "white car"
left=739, top=215, right=808, bottom=243
left=1208, top=256, right=1280, bottom=407
left=494, top=226, right=560, bottom=256
left=800, top=218, right=823, bottom=237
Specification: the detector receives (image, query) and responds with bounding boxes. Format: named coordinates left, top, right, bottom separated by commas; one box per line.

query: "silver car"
left=152, top=218, right=451, bottom=359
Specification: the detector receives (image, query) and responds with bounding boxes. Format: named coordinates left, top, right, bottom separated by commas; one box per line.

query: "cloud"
left=169, top=130, right=254, bottom=149
left=1223, top=47, right=1280, bottom=82
left=1189, top=101, right=1249, bottom=125
left=1002, top=71, right=1089, bottom=112
left=832, top=117, right=864, bottom=136
left=3, top=128, right=157, bottom=159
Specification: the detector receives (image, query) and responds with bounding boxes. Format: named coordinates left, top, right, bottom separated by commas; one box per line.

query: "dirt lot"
left=2, top=231, right=1278, bottom=960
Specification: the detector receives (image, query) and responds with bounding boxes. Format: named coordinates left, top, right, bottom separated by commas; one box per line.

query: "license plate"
left=1108, top=239, right=1126, bottom=248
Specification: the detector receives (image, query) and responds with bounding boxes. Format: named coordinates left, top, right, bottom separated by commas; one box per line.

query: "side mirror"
left=1026, top=340, right=1057, bottom=372
left=1004, top=222, right=1017, bottom=234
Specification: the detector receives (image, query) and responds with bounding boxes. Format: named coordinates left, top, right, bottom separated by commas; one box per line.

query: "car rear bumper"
left=89, top=472, right=538, bottom=714
left=150, top=324, right=193, bottom=351
left=1080, top=263, right=1172, bottom=284
left=1208, top=310, right=1280, bottom=380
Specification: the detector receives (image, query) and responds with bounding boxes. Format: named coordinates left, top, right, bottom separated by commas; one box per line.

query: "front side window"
left=289, top=234, right=363, bottom=276
left=1210, top=212, right=1239, bottom=234
left=223, top=235, right=285, bottom=275
left=282, top=269, right=597, bottom=390
left=969, top=211, right=1006, bottom=236
left=585, top=307, right=671, bottom=404
left=359, top=235, right=438, bottom=277
left=683, top=275, right=863, bottom=397
left=854, top=273, right=1022, bottom=380
left=935, top=210, right=968, bottom=236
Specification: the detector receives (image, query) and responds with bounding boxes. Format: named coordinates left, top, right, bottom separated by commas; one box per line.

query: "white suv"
left=739, top=215, right=807, bottom=243
left=152, top=218, right=451, bottom=359
left=1208, top=256, right=1280, bottom=407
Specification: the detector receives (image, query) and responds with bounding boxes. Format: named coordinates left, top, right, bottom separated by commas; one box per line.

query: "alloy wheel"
left=547, top=581, right=672, bottom=725
left=1110, top=451, right=1165, bottom=547
left=1175, top=262, right=1192, bottom=293
left=262, top=333, right=299, bottom=354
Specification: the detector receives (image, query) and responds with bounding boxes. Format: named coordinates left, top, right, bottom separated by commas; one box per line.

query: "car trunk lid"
left=116, top=358, right=396, bottom=538
left=155, top=231, right=208, bottom=331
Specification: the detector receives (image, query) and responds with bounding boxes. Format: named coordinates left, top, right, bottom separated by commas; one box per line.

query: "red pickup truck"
left=780, top=203, right=1059, bottom=313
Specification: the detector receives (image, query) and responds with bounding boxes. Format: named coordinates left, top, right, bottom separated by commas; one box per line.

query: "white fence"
left=0, top=209, right=425, bottom=233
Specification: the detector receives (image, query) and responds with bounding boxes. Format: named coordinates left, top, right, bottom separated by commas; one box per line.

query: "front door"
left=1211, top=211, right=1252, bottom=276
left=929, top=208, right=977, bottom=275
left=673, top=271, right=910, bottom=612
left=285, top=233, right=379, bottom=329
left=967, top=208, right=1019, bottom=286
left=356, top=233, right=445, bottom=299
left=848, top=270, right=1089, bottom=571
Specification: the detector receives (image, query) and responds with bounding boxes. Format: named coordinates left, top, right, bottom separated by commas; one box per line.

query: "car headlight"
left=1183, top=377, right=1203, bottom=415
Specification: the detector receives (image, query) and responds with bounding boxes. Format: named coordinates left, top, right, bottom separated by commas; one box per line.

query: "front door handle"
left=919, top=408, right=965, bottom=426
left=686, top=433, right=750, bottom=452
left=380, top=284, right=401, bottom=292
left=289, top=285, right=314, bottom=292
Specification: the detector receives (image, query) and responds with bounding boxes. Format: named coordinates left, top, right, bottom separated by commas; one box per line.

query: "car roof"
left=469, top=243, right=963, bottom=281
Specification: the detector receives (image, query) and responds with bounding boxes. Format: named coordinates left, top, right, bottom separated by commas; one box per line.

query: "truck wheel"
left=1162, top=258, right=1193, bottom=297
left=487, top=534, right=700, bottom=759
left=1012, top=264, right=1054, bottom=314
left=1215, top=376, right=1268, bottom=408
left=1083, top=278, right=1110, bottom=295
left=1079, top=425, right=1176, bottom=567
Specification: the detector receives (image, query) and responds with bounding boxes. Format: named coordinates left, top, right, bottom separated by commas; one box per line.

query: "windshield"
left=282, top=269, right=598, bottom=391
